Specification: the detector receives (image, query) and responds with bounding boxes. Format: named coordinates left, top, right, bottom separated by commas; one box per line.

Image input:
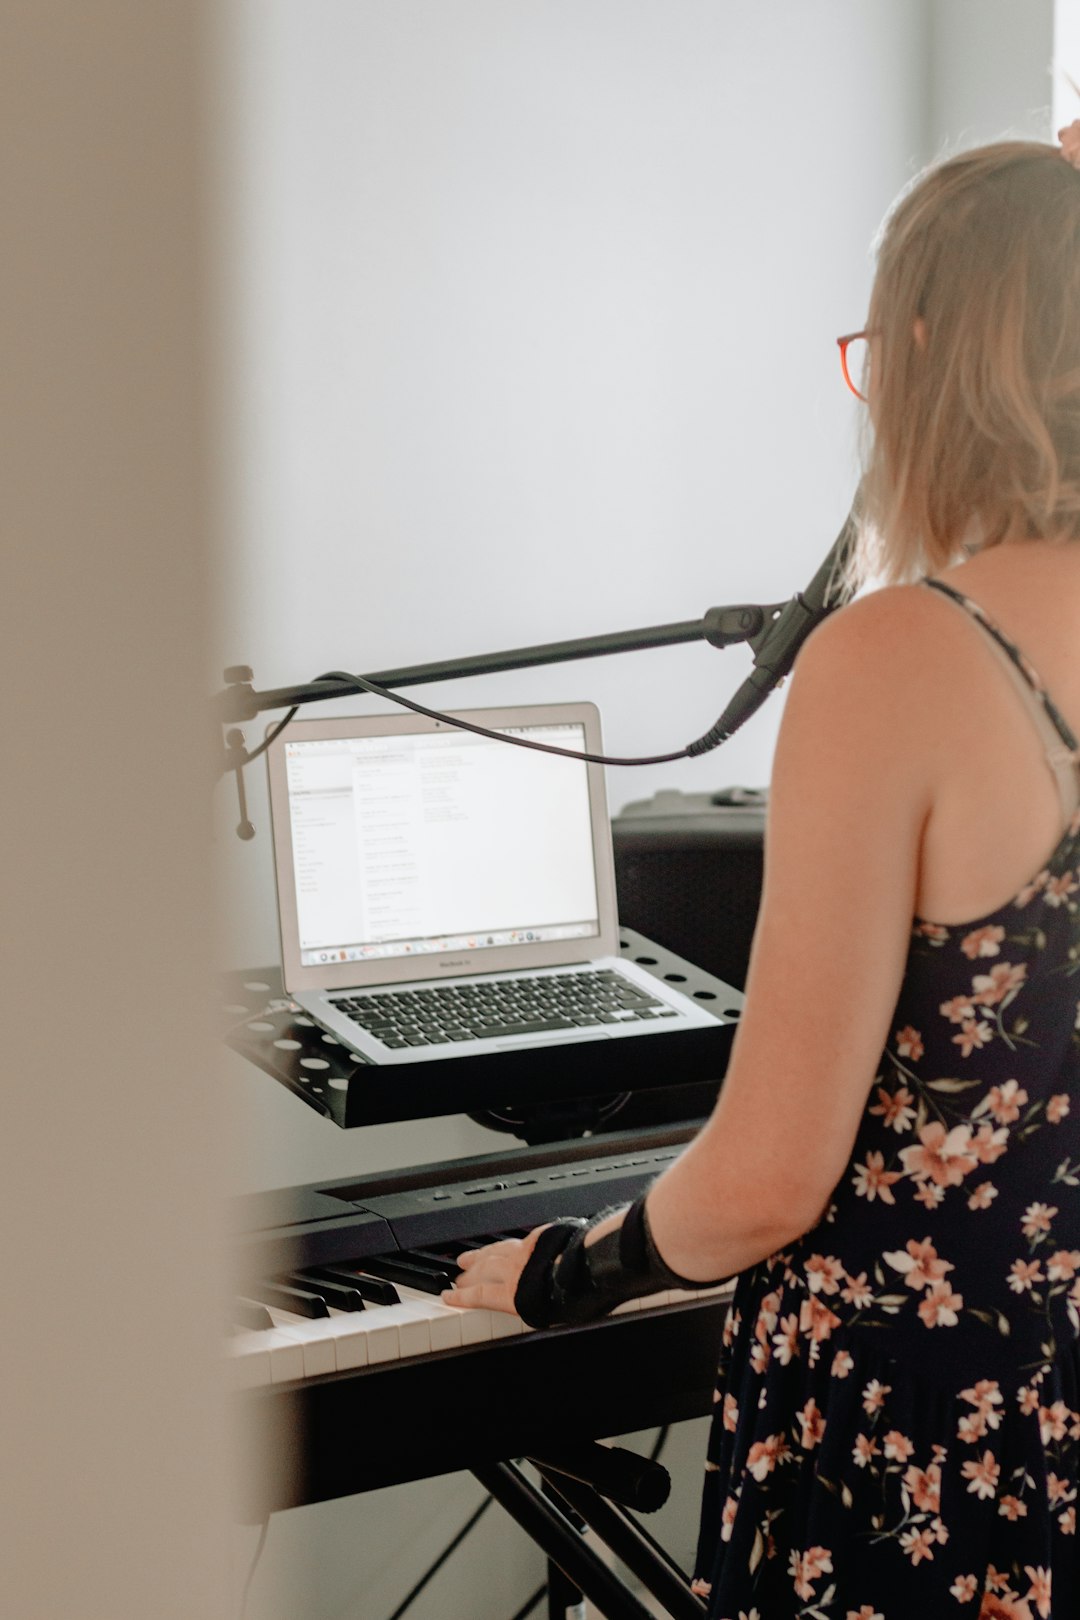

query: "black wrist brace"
left=513, top=1195, right=724, bottom=1329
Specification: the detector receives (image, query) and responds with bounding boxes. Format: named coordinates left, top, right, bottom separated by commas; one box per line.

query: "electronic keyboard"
left=230, top=1123, right=733, bottom=1517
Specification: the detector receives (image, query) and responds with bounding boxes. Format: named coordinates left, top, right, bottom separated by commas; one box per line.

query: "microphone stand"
left=215, top=605, right=778, bottom=843
left=216, top=601, right=781, bottom=727
left=215, top=503, right=859, bottom=822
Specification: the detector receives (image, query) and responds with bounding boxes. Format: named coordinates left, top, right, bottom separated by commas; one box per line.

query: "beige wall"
left=3, top=4, right=230, bottom=1616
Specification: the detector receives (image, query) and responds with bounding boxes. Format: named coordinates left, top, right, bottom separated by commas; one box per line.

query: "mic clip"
left=746, top=591, right=833, bottom=685
left=702, top=602, right=786, bottom=649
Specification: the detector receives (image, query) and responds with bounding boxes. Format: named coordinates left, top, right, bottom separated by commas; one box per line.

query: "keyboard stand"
left=473, top=1442, right=705, bottom=1620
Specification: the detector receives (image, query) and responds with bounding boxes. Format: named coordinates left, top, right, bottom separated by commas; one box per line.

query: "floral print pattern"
left=693, top=592, right=1080, bottom=1619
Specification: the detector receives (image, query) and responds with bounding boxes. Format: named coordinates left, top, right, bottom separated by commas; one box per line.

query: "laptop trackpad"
left=495, top=1030, right=614, bottom=1052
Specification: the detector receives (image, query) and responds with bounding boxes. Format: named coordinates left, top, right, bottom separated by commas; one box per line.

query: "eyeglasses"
left=837, top=330, right=871, bottom=402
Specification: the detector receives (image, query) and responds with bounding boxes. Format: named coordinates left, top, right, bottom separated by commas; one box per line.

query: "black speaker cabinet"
left=612, top=787, right=766, bottom=993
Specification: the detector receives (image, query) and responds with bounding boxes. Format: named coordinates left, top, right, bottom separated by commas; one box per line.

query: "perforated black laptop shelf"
left=221, top=929, right=744, bottom=1134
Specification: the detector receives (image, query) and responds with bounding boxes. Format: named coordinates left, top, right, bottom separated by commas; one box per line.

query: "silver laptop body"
left=265, top=703, right=724, bottom=1065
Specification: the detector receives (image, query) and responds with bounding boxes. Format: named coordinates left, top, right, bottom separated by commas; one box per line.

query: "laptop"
left=265, top=702, right=726, bottom=1065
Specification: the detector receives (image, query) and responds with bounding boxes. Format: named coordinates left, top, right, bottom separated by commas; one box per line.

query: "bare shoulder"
left=799, top=582, right=954, bottom=674
left=786, top=583, right=957, bottom=742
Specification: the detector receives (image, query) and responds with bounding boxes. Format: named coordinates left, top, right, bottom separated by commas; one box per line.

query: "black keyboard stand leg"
left=533, top=1468, right=705, bottom=1620
left=472, top=1461, right=656, bottom=1620
left=542, top=1476, right=589, bottom=1620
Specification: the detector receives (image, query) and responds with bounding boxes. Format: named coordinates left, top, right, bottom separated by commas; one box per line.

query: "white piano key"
left=228, top=1327, right=305, bottom=1386
left=360, top=1301, right=434, bottom=1364
left=423, top=1310, right=465, bottom=1352
left=264, top=1329, right=307, bottom=1382
left=439, top=1298, right=525, bottom=1341
left=266, top=1309, right=339, bottom=1378
left=227, top=1333, right=272, bottom=1389
left=457, top=1305, right=493, bottom=1345
left=408, top=1289, right=524, bottom=1341
left=324, top=1311, right=372, bottom=1372
left=274, top=1302, right=440, bottom=1368
left=454, top=1298, right=526, bottom=1340
left=390, top=1285, right=464, bottom=1352
left=396, top=1303, right=435, bottom=1358
left=227, top=1272, right=735, bottom=1389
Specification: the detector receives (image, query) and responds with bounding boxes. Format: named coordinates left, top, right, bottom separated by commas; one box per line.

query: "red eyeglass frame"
left=837, top=330, right=871, bottom=402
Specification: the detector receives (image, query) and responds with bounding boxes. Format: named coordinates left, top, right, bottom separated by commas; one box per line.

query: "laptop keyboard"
left=330, top=969, right=676, bottom=1049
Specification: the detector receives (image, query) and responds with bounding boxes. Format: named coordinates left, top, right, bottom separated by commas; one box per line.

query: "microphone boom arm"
left=217, top=606, right=785, bottom=728
left=214, top=499, right=860, bottom=828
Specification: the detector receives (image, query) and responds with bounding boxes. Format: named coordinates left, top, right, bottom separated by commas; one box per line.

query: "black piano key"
left=249, top=1282, right=329, bottom=1319
left=406, top=1247, right=463, bottom=1277
left=425, top=1238, right=486, bottom=1258
left=358, top=1254, right=456, bottom=1294
left=308, top=1266, right=401, bottom=1307
left=429, top=1232, right=527, bottom=1260
left=234, top=1297, right=274, bottom=1331
left=284, top=1273, right=366, bottom=1312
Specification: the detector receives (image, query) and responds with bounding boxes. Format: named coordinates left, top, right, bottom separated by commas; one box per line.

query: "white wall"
left=928, top=0, right=1055, bottom=153
left=217, top=0, right=937, bottom=1200
left=216, top=0, right=932, bottom=978
left=216, top=4, right=1054, bottom=1617
left=1054, top=0, right=1080, bottom=130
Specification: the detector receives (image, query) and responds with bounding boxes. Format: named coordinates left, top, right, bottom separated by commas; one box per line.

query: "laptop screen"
left=282, top=721, right=601, bottom=968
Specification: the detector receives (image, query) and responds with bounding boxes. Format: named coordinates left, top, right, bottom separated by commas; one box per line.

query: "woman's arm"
left=446, top=586, right=942, bottom=1313
left=643, top=584, right=939, bottom=1278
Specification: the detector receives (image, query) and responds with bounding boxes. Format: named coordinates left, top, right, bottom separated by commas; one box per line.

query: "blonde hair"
left=854, top=140, right=1080, bottom=588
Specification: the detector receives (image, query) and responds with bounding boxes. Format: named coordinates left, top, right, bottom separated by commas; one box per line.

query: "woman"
left=445, top=132, right=1080, bottom=1618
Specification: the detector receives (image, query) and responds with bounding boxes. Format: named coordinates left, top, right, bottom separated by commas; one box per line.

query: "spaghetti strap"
left=922, top=578, right=1080, bottom=816
left=922, top=578, right=1080, bottom=753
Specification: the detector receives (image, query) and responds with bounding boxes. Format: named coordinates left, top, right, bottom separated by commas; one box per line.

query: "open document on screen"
left=285, top=724, right=600, bottom=964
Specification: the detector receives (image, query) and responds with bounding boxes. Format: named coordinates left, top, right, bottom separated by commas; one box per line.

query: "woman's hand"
left=440, top=1224, right=549, bottom=1316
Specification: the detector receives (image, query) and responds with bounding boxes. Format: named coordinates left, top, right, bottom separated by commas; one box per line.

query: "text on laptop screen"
left=284, top=723, right=601, bottom=965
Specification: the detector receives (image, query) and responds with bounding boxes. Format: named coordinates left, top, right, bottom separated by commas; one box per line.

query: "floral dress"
left=692, top=582, right=1080, bottom=1620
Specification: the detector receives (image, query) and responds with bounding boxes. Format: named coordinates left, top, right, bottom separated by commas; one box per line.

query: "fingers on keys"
left=441, top=1282, right=513, bottom=1313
